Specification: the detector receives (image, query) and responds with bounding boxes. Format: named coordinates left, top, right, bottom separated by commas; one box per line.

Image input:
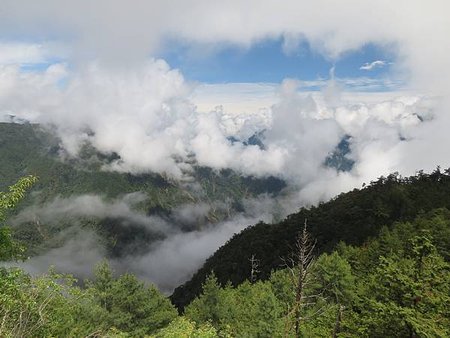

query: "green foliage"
left=355, top=240, right=450, bottom=337
left=2, top=125, right=450, bottom=336
left=0, top=175, right=37, bottom=217
left=269, top=268, right=296, bottom=310
left=0, top=175, right=37, bottom=261
left=0, top=267, right=107, bottom=337
left=0, top=261, right=179, bottom=337
left=313, top=252, right=356, bottom=305
left=88, top=261, right=178, bottom=337
left=90, top=260, right=115, bottom=310
left=185, top=274, right=224, bottom=326
left=0, top=181, right=449, bottom=337
left=185, top=274, right=283, bottom=337
left=178, top=209, right=450, bottom=337
left=331, top=213, right=450, bottom=337
left=0, top=227, right=25, bottom=261
left=151, top=317, right=220, bottom=338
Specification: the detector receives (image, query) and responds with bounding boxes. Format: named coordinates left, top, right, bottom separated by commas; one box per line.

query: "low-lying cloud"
left=121, top=196, right=277, bottom=292
left=13, top=193, right=174, bottom=235
left=11, top=193, right=279, bottom=292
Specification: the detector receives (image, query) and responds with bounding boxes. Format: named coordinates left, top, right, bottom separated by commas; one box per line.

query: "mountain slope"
left=171, top=168, right=450, bottom=309
left=0, top=122, right=286, bottom=257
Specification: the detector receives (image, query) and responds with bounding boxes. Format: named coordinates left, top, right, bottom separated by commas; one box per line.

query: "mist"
left=11, top=193, right=279, bottom=292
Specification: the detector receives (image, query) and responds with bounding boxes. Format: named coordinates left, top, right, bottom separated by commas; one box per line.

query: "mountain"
left=171, top=168, right=450, bottom=310
left=324, top=135, right=354, bottom=172
left=0, top=122, right=285, bottom=257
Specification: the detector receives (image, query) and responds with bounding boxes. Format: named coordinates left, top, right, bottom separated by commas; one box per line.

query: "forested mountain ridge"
left=0, top=122, right=285, bottom=257
left=172, top=168, right=450, bottom=310
left=0, top=122, right=285, bottom=204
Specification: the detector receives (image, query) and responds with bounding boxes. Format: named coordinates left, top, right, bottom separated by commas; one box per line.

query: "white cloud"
left=17, top=229, right=106, bottom=280
left=191, top=82, right=277, bottom=115
left=123, top=209, right=273, bottom=292
left=0, top=43, right=47, bottom=65
left=1, top=67, right=444, bottom=293
left=0, top=1, right=448, bottom=80
left=12, top=193, right=175, bottom=234
left=0, top=59, right=441, bottom=186
left=1, top=1, right=448, bottom=96
left=360, top=60, right=387, bottom=71
left=0, top=41, right=69, bottom=67
left=191, top=78, right=402, bottom=115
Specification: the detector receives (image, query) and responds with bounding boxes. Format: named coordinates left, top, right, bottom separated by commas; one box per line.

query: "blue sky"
left=4, top=35, right=399, bottom=92
left=161, top=38, right=395, bottom=86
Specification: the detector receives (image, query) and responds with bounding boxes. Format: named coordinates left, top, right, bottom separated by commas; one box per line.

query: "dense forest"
left=171, top=168, right=450, bottom=310
left=1, top=169, right=450, bottom=336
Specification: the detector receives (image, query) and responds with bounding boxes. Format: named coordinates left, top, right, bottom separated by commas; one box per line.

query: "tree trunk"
left=332, top=304, right=343, bottom=338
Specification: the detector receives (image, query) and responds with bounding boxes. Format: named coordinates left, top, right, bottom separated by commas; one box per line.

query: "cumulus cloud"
left=0, top=1, right=447, bottom=83
left=2, top=67, right=445, bottom=291
left=0, top=0, right=448, bottom=183
left=191, top=82, right=277, bottom=115
left=0, top=60, right=286, bottom=178
left=0, top=59, right=443, bottom=189
left=0, top=2, right=440, bottom=56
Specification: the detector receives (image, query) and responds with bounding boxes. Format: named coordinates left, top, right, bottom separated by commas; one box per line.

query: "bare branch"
left=282, top=219, right=325, bottom=337
left=249, top=254, right=260, bottom=283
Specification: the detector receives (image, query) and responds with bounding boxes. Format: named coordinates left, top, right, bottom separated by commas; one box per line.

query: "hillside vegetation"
left=1, top=173, right=449, bottom=337
left=172, top=168, right=450, bottom=310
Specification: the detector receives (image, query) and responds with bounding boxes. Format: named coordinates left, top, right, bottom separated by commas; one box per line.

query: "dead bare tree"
left=249, top=254, right=260, bottom=283
left=283, top=219, right=325, bottom=338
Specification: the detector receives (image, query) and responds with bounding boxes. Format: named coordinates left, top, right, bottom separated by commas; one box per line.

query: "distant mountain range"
left=0, top=122, right=286, bottom=257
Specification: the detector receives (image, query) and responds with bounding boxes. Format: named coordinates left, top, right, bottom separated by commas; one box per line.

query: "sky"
left=161, top=39, right=394, bottom=84
left=1, top=0, right=450, bottom=289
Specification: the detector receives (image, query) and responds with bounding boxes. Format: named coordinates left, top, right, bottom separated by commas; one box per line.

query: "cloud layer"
left=12, top=193, right=279, bottom=292
left=0, top=59, right=443, bottom=192
left=2, top=62, right=440, bottom=182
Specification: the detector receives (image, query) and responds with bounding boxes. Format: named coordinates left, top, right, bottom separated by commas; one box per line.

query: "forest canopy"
left=1, top=171, right=450, bottom=337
